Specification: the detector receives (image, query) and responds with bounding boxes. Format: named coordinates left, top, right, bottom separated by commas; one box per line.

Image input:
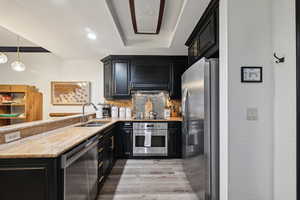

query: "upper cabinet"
left=112, top=60, right=131, bottom=98
left=101, top=56, right=187, bottom=100
left=102, top=59, right=131, bottom=99
left=130, top=58, right=171, bottom=91
left=185, top=0, right=219, bottom=66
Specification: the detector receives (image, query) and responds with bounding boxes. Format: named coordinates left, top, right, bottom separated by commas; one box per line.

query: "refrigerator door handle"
left=183, top=89, right=190, bottom=132
left=182, top=88, right=190, bottom=156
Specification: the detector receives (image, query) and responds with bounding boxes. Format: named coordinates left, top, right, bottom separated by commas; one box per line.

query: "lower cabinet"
left=168, top=122, right=182, bottom=158
left=0, top=158, right=59, bottom=200
left=98, top=125, right=117, bottom=190
left=115, top=122, right=133, bottom=159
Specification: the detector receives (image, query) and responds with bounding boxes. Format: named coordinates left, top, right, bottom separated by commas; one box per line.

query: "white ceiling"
left=108, top=0, right=185, bottom=47
left=135, top=0, right=161, bottom=33
left=0, top=26, right=36, bottom=46
left=0, top=0, right=211, bottom=59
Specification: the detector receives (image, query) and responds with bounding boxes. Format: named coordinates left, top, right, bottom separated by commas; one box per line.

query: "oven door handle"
left=61, top=137, right=98, bottom=169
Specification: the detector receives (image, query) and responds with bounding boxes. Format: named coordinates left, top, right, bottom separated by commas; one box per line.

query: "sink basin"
left=76, top=121, right=110, bottom=127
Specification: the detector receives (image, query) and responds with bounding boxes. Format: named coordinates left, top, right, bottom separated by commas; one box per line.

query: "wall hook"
left=273, top=53, right=285, bottom=63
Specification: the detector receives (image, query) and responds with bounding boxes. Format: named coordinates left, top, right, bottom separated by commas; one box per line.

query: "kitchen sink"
left=76, top=121, right=110, bottom=127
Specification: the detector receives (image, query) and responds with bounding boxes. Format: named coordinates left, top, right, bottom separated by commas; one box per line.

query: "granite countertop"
left=0, top=117, right=182, bottom=159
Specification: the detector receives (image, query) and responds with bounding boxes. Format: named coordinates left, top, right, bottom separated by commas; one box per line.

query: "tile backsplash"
left=105, top=97, right=181, bottom=117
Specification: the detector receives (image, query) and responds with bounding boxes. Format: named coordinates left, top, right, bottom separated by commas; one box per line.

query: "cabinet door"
left=197, top=12, right=217, bottom=56
left=104, top=61, right=113, bottom=99
left=130, top=60, right=171, bottom=90
left=102, top=138, right=110, bottom=176
left=122, top=129, right=132, bottom=158
left=170, top=60, right=187, bottom=99
left=187, top=2, right=219, bottom=66
left=0, top=158, right=58, bottom=200
left=112, top=60, right=131, bottom=98
left=168, top=123, right=182, bottom=158
left=116, top=127, right=132, bottom=158
left=108, top=135, right=115, bottom=170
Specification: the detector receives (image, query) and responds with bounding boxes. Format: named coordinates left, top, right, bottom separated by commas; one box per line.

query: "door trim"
left=296, top=0, right=300, bottom=199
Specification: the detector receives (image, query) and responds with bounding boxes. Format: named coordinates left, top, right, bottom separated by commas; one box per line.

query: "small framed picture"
left=241, top=67, right=263, bottom=83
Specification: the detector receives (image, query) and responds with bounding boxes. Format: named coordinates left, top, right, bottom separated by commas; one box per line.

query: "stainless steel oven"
left=133, top=122, right=168, bottom=156
left=61, top=135, right=98, bottom=200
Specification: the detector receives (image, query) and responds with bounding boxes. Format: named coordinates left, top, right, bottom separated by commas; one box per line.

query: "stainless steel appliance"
left=182, top=58, right=219, bottom=200
left=133, top=122, right=168, bottom=156
left=98, top=103, right=111, bottom=118
left=61, top=135, right=98, bottom=200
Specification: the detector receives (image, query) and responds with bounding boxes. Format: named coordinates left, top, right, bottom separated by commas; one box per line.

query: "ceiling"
left=0, top=0, right=211, bottom=59
left=0, top=26, right=36, bottom=47
left=108, top=0, right=184, bottom=47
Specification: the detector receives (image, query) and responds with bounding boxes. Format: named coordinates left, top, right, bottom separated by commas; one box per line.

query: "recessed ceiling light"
left=87, top=32, right=97, bottom=40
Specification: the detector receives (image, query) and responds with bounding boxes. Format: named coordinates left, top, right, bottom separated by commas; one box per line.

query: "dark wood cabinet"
left=112, top=60, right=130, bottom=98
left=168, top=122, right=182, bottom=158
left=103, top=59, right=131, bottom=99
left=101, top=55, right=187, bottom=100
left=0, top=158, right=58, bottom=200
left=170, top=61, right=187, bottom=99
left=130, top=59, right=171, bottom=90
left=103, top=60, right=113, bottom=99
left=116, top=122, right=133, bottom=158
left=186, top=0, right=219, bottom=66
left=98, top=125, right=116, bottom=185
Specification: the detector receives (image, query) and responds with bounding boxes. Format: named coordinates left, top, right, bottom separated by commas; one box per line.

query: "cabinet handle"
left=98, top=148, right=104, bottom=153
left=111, top=136, right=115, bottom=150
left=98, top=161, right=103, bottom=168
left=99, top=176, right=104, bottom=183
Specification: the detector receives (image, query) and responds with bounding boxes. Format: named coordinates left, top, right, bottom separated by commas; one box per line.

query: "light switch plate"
left=247, top=107, right=258, bottom=121
left=5, top=131, right=21, bottom=143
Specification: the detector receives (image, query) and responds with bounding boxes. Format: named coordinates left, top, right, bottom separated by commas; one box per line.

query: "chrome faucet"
left=81, top=102, right=98, bottom=123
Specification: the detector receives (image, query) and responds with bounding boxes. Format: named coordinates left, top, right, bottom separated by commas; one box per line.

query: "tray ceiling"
left=129, top=0, right=165, bottom=34
left=107, top=0, right=185, bottom=47
left=0, top=0, right=211, bottom=58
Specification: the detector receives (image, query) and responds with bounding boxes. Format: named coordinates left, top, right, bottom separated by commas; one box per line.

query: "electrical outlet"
left=247, top=107, right=258, bottom=121
left=5, top=131, right=21, bottom=143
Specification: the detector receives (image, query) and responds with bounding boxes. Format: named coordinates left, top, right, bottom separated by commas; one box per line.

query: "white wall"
left=219, top=0, right=228, bottom=199
left=272, top=0, right=296, bottom=199
left=220, top=0, right=274, bottom=199
left=220, top=0, right=297, bottom=199
left=0, top=53, right=104, bottom=119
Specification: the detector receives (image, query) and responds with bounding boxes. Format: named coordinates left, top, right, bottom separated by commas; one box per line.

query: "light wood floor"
left=98, top=159, right=198, bottom=200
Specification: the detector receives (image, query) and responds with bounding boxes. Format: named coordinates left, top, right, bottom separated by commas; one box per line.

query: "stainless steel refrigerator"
left=182, top=58, right=219, bottom=200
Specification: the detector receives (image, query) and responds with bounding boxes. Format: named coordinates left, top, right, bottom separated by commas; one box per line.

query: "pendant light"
left=0, top=52, right=8, bottom=64
left=11, top=36, right=26, bottom=72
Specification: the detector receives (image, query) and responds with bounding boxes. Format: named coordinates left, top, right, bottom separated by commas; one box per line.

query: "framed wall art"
left=51, top=81, right=90, bottom=105
left=241, top=66, right=263, bottom=83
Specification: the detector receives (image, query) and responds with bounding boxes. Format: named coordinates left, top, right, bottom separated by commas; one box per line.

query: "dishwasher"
left=61, top=135, right=98, bottom=200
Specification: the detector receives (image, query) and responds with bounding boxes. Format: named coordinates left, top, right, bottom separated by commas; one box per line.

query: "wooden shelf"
left=0, top=117, right=26, bottom=120
left=0, top=104, right=25, bottom=106
left=0, top=84, right=43, bottom=126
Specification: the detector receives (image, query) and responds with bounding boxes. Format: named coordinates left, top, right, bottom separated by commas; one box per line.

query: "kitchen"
left=0, top=0, right=219, bottom=199
left=0, top=0, right=296, bottom=200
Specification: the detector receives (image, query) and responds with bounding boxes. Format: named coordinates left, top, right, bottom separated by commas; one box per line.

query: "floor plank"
left=98, top=159, right=198, bottom=200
